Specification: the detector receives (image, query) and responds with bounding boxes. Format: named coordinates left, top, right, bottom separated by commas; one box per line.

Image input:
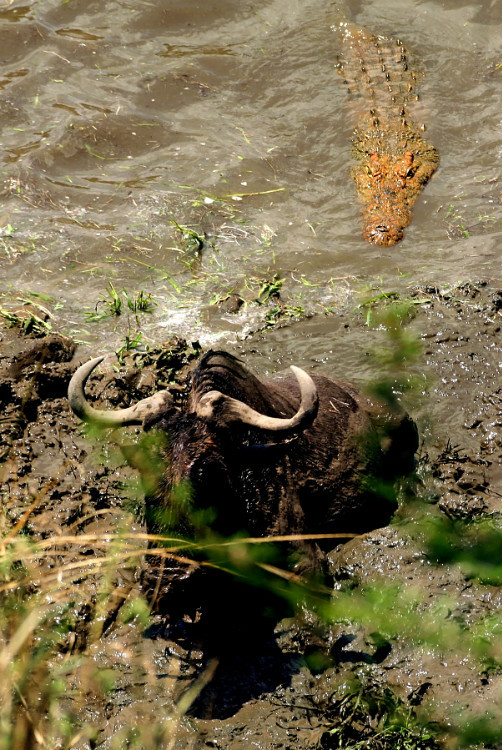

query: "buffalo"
left=69, top=349, right=418, bottom=709
left=68, top=349, right=417, bottom=575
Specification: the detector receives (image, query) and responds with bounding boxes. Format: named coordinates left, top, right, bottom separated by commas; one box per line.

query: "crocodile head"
left=354, top=151, right=417, bottom=246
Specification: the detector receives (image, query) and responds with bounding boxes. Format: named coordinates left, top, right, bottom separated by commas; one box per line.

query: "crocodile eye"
left=395, top=165, right=414, bottom=181
left=368, top=164, right=383, bottom=178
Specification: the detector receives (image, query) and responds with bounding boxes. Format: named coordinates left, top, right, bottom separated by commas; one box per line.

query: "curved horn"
left=195, top=365, right=318, bottom=433
left=68, top=356, right=173, bottom=427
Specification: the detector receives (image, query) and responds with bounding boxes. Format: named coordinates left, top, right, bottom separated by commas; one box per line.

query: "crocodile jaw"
left=363, top=215, right=407, bottom=246
left=353, top=150, right=437, bottom=247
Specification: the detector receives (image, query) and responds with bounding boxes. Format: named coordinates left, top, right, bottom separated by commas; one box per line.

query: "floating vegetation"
left=0, top=308, right=52, bottom=336
left=445, top=204, right=470, bottom=240
left=263, top=303, right=306, bottom=328
left=170, top=220, right=208, bottom=257
left=85, top=282, right=122, bottom=321
left=123, top=289, right=157, bottom=314
left=0, top=223, right=16, bottom=238
left=0, top=305, right=52, bottom=337
left=254, top=274, right=284, bottom=304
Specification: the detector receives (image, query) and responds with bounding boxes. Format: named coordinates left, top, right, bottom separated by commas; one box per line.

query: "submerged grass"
left=85, top=282, right=156, bottom=323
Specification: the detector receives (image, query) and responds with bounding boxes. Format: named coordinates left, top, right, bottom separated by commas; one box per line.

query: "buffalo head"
left=68, top=350, right=417, bottom=565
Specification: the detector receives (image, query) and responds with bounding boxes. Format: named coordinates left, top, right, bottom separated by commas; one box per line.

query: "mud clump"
left=0, top=328, right=200, bottom=532
left=0, top=333, right=77, bottom=463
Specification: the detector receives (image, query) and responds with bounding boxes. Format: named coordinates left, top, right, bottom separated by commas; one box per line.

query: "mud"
left=1, top=280, right=502, bottom=748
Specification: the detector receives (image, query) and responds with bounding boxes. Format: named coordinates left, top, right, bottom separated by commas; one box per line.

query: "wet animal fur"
left=139, top=350, right=417, bottom=575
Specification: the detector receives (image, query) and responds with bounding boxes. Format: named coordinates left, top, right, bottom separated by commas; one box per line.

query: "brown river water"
left=0, top=0, right=500, bottom=361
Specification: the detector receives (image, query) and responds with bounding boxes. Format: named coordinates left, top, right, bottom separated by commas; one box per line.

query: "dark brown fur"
left=140, top=351, right=417, bottom=574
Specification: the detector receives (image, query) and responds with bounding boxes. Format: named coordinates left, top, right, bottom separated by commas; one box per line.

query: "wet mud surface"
left=1, top=280, right=502, bottom=748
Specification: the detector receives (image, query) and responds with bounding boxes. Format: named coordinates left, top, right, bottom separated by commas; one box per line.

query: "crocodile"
left=335, top=22, right=439, bottom=246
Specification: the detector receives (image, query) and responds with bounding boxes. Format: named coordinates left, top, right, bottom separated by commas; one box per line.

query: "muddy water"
left=0, top=0, right=500, bottom=354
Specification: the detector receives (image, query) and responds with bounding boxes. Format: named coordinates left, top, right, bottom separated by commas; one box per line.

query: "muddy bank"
left=1, top=280, right=502, bottom=748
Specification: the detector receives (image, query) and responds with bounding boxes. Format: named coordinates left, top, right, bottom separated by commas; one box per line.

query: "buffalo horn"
left=195, top=365, right=318, bottom=433
left=68, top=356, right=174, bottom=427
